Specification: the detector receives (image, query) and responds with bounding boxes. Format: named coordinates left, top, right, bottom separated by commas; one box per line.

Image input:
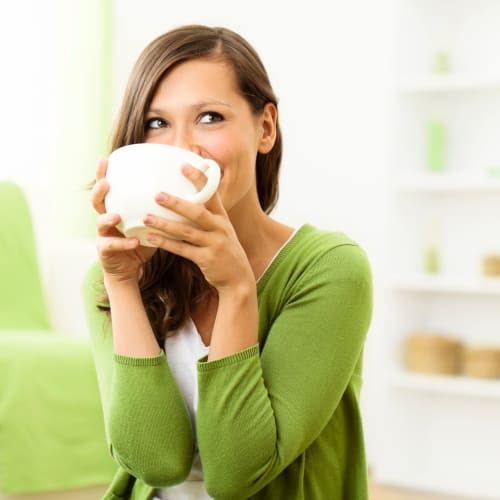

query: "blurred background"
left=1, top=1, right=499, bottom=499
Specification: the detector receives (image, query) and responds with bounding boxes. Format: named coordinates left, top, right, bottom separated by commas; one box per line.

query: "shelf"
left=391, top=371, right=500, bottom=398
left=393, top=173, right=500, bottom=194
left=398, top=74, right=500, bottom=94
left=392, top=274, right=500, bottom=295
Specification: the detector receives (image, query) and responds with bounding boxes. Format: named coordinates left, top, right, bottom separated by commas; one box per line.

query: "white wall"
left=0, top=0, right=109, bottom=240
left=111, top=0, right=393, bottom=243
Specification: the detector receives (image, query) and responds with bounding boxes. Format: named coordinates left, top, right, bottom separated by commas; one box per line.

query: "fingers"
left=154, top=162, right=225, bottom=228
left=95, top=213, right=139, bottom=251
left=91, top=178, right=110, bottom=214
left=154, top=192, right=219, bottom=231
left=96, top=156, right=108, bottom=181
left=182, top=164, right=226, bottom=215
left=182, top=164, right=207, bottom=191
left=96, top=235, right=139, bottom=255
left=144, top=232, right=202, bottom=263
left=96, top=213, right=122, bottom=237
left=90, top=157, right=110, bottom=214
left=143, top=215, right=207, bottom=246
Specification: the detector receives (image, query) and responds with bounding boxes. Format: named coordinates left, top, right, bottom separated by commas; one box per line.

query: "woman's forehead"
left=150, top=59, right=242, bottom=105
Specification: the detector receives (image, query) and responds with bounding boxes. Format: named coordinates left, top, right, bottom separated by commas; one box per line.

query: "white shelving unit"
left=392, top=274, right=500, bottom=295
left=373, top=1, right=500, bottom=499
left=398, top=74, right=500, bottom=94
left=393, top=173, right=500, bottom=194
left=391, top=371, right=500, bottom=399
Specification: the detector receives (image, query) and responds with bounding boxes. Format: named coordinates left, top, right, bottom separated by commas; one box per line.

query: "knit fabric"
left=83, top=224, right=373, bottom=499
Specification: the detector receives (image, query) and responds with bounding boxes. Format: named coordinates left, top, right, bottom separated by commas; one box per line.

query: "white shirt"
left=156, top=318, right=212, bottom=500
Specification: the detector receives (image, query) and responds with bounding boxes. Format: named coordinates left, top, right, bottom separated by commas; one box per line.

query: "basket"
left=481, top=254, right=500, bottom=276
left=463, top=346, right=500, bottom=379
left=405, top=333, right=463, bottom=375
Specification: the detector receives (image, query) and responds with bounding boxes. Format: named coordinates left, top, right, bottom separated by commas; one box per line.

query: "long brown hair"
left=101, top=25, right=283, bottom=345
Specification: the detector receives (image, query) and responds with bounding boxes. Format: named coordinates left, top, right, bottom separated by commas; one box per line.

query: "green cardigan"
left=83, top=224, right=372, bottom=499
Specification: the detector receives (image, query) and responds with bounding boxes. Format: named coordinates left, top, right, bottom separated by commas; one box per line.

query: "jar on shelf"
left=426, top=119, right=446, bottom=172
left=405, top=333, right=463, bottom=375
left=481, top=254, right=500, bottom=276
left=463, top=346, right=500, bottom=379
left=423, top=218, right=442, bottom=274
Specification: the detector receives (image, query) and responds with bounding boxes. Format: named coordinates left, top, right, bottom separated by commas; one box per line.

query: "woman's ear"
left=257, top=102, right=278, bottom=154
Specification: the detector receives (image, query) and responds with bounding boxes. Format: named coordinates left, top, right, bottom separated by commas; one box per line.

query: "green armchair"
left=0, top=181, right=116, bottom=495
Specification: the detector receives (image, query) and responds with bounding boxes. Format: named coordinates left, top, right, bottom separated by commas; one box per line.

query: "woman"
left=85, top=24, right=372, bottom=500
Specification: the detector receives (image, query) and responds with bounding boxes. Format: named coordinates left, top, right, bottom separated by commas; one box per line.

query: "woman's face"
left=143, top=58, right=276, bottom=215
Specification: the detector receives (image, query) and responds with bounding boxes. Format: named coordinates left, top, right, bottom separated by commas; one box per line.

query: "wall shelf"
left=379, top=2, right=500, bottom=496
left=398, top=74, right=500, bottom=94
left=392, top=274, right=500, bottom=295
left=391, top=371, right=500, bottom=398
left=393, top=174, right=500, bottom=194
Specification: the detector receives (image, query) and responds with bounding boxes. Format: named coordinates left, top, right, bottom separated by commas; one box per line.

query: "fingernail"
left=147, top=233, right=159, bottom=244
left=127, top=239, right=138, bottom=248
left=144, top=214, right=154, bottom=225
left=156, top=193, right=167, bottom=202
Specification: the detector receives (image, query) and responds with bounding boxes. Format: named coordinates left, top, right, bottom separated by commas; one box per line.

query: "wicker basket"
left=405, top=333, right=463, bottom=375
left=481, top=254, right=500, bottom=276
left=463, top=346, right=500, bottom=379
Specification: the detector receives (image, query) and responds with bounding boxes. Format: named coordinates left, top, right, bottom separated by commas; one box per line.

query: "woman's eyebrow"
left=145, top=108, right=166, bottom=115
left=193, top=100, right=232, bottom=109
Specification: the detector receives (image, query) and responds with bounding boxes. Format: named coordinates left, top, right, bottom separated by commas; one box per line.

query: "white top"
left=156, top=318, right=212, bottom=500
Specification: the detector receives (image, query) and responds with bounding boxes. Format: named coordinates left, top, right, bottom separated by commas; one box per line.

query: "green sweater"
left=83, top=224, right=372, bottom=500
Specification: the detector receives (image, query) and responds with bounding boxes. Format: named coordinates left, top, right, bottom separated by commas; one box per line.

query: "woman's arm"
left=83, top=264, right=194, bottom=487
left=196, top=243, right=373, bottom=498
left=208, top=280, right=259, bottom=361
left=104, top=275, right=161, bottom=357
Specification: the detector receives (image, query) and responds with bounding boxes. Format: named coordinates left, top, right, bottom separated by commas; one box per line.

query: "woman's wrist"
left=208, top=278, right=258, bottom=361
left=217, top=275, right=256, bottom=301
left=103, top=272, right=140, bottom=290
left=103, top=272, right=161, bottom=357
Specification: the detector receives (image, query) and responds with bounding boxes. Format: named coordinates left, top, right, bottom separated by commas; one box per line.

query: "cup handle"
left=188, top=160, right=221, bottom=203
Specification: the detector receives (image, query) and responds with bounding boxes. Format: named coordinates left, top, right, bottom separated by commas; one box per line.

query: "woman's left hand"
left=143, top=164, right=254, bottom=292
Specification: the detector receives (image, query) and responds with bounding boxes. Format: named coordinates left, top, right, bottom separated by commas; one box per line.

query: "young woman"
left=85, top=24, right=372, bottom=500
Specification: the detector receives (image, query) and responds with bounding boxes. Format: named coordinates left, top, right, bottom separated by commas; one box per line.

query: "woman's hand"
left=90, top=157, right=156, bottom=283
left=143, top=165, right=254, bottom=292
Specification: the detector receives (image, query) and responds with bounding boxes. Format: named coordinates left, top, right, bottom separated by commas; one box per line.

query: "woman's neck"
left=229, top=207, right=294, bottom=281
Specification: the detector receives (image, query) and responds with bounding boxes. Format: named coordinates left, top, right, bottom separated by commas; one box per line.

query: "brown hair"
left=101, top=25, right=282, bottom=345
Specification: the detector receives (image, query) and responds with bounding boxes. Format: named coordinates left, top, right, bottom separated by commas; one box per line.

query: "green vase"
left=427, top=120, right=446, bottom=172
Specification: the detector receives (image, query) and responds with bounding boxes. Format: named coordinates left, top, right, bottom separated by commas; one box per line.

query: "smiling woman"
left=84, top=24, right=372, bottom=500
left=143, top=58, right=277, bottom=233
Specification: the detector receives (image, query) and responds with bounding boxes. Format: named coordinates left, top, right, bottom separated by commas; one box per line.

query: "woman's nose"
left=170, top=129, right=201, bottom=156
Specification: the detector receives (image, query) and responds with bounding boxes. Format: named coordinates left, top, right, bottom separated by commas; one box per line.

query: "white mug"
left=105, top=143, right=221, bottom=247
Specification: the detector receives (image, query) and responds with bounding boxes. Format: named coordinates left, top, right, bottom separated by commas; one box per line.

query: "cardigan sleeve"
left=82, top=262, right=194, bottom=487
left=196, top=243, right=372, bottom=498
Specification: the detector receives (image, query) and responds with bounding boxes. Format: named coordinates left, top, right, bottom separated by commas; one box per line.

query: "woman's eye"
left=145, top=118, right=166, bottom=130
left=198, top=112, right=223, bottom=124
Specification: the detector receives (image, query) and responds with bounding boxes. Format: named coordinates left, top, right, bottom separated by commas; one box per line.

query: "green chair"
left=0, top=181, right=116, bottom=495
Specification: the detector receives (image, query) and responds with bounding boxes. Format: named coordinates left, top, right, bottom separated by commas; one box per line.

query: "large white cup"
left=105, top=143, right=221, bottom=247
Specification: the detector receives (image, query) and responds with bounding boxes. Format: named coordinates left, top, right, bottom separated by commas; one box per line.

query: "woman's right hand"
left=91, top=157, right=157, bottom=283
